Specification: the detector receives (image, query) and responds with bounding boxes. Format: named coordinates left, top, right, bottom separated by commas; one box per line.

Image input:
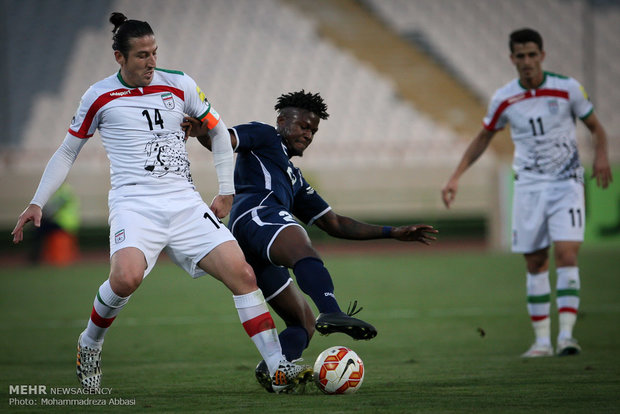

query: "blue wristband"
left=382, top=226, right=392, bottom=238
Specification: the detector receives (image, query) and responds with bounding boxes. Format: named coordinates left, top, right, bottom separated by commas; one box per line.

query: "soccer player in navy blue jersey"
left=184, top=90, right=437, bottom=391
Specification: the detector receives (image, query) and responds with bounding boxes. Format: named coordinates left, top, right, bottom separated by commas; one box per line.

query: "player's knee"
left=234, top=262, right=259, bottom=290
left=271, top=239, right=318, bottom=268
left=109, top=268, right=143, bottom=297
left=555, top=250, right=578, bottom=267
left=524, top=250, right=548, bottom=273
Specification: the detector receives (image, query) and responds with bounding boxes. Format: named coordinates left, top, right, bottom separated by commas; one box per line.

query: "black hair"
left=275, top=90, right=329, bottom=120
left=110, top=12, right=154, bottom=57
left=509, top=28, right=543, bottom=53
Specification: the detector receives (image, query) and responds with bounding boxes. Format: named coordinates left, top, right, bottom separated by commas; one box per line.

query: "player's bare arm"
left=314, top=210, right=437, bottom=245
left=441, top=128, right=496, bottom=208
left=582, top=113, right=613, bottom=189
left=390, top=224, right=438, bottom=245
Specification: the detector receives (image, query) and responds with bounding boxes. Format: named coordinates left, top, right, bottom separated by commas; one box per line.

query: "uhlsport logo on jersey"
left=114, top=229, right=125, bottom=244
left=161, top=92, right=174, bottom=109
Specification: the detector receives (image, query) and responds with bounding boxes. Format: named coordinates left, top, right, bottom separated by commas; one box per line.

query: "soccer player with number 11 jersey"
left=442, top=28, right=612, bottom=358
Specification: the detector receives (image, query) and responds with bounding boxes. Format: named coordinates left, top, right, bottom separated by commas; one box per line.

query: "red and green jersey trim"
left=484, top=88, right=570, bottom=131
left=68, top=84, right=185, bottom=139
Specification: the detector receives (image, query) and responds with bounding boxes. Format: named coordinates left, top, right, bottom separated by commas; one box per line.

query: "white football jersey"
left=69, top=68, right=220, bottom=192
left=483, top=72, right=593, bottom=184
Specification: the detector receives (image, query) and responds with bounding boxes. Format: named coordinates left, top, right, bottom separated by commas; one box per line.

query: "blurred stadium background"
left=1, top=0, right=619, bottom=254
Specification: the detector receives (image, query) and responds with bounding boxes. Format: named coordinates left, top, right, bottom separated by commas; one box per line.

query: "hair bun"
left=110, top=12, right=128, bottom=33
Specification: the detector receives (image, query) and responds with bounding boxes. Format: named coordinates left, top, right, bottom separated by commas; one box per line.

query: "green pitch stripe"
left=557, top=289, right=580, bottom=297
left=527, top=294, right=551, bottom=304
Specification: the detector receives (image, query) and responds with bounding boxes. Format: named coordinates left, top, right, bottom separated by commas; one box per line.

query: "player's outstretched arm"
left=582, top=113, right=613, bottom=189
left=314, top=211, right=437, bottom=245
left=441, top=128, right=495, bottom=208
left=390, top=224, right=438, bottom=245
left=11, top=134, right=85, bottom=243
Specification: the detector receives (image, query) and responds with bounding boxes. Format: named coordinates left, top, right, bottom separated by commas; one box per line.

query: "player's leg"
left=197, top=241, right=282, bottom=368
left=252, top=265, right=315, bottom=392
left=197, top=241, right=312, bottom=393
left=83, top=247, right=146, bottom=345
left=168, top=196, right=310, bottom=392
left=270, top=226, right=339, bottom=312
left=521, top=248, right=553, bottom=357
left=513, top=185, right=553, bottom=357
left=270, top=225, right=377, bottom=340
left=553, top=241, right=581, bottom=355
left=549, top=180, right=585, bottom=356
left=269, top=283, right=316, bottom=360
left=77, top=247, right=148, bottom=389
left=77, top=201, right=165, bottom=390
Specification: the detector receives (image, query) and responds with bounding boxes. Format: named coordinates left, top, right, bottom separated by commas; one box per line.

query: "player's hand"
left=210, top=194, right=234, bottom=219
left=441, top=179, right=458, bottom=208
left=592, top=151, right=613, bottom=189
left=181, top=116, right=207, bottom=138
left=11, top=204, right=42, bottom=244
left=392, top=224, right=438, bottom=245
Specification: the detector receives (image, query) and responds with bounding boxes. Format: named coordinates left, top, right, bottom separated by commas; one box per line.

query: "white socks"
left=526, top=267, right=580, bottom=345
left=82, top=279, right=130, bottom=348
left=526, top=271, right=551, bottom=345
left=233, top=289, right=283, bottom=376
left=556, top=266, right=580, bottom=341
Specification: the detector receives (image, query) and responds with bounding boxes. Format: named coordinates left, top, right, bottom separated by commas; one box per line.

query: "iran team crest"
left=547, top=99, right=559, bottom=115
left=115, top=229, right=126, bottom=244
left=161, top=92, right=175, bottom=109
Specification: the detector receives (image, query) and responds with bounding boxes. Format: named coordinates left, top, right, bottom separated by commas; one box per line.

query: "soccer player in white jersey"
left=441, top=28, right=612, bottom=357
left=11, top=12, right=311, bottom=393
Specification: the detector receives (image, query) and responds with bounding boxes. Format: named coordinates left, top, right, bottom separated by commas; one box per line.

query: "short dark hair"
left=509, top=28, right=543, bottom=53
left=275, top=90, right=329, bottom=120
left=110, top=12, right=154, bottom=57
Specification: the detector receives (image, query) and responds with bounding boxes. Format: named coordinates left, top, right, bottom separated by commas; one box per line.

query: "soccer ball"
left=313, top=346, right=364, bottom=394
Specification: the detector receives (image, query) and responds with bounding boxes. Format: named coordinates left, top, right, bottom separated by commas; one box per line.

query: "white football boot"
left=76, top=332, right=102, bottom=390
left=556, top=338, right=581, bottom=356
left=271, top=360, right=313, bottom=394
left=521, top=342, right=554, bottom=358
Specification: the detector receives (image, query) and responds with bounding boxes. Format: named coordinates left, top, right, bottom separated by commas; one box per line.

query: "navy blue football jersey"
left=229, top=122, right=330, bottom=225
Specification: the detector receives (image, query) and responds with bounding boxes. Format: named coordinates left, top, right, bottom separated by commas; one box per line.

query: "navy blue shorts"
left=250, top=261, right=293, bottom=301
left=230, top=204, right=304, bottom=299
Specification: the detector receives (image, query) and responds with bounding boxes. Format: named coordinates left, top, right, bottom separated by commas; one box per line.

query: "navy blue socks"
left=293, top=257, right=341, bottom=314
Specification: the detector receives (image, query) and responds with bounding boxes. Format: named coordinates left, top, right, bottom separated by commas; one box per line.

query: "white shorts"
left=108, top=186, right=235, bottom=278
left=511, top=179, right=585, bottom=253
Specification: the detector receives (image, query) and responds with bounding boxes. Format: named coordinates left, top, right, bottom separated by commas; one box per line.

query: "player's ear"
left=276, top=114, right=287, bottom=127
left=114, top=50, right=125, bottom=66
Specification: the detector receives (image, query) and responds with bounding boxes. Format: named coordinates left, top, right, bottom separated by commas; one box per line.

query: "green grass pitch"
left=1, top=246, right=619, bottom=413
